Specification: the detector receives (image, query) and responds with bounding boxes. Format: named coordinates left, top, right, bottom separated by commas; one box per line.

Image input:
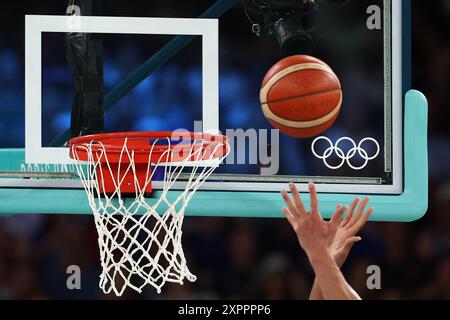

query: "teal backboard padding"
left=0, top=90, right=428, bottom=221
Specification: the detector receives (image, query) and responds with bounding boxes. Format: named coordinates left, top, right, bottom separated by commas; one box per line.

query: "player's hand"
left=281, top=182, right=346, bottom=262
left=331, top=197, right=373, bottom=268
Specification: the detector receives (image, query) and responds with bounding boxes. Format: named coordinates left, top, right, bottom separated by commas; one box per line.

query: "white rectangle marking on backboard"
left=25, top=15, right=219, bottom=165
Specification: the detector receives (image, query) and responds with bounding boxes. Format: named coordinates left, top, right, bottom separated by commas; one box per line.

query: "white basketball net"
left=71, top=135, right=228, bottom=296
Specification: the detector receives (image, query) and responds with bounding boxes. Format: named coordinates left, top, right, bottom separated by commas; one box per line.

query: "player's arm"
left=281, top=182, right=369, bottom=300
left=309, top=197, right=373, bottom=300
left=309, top=249, right=361, bottom=300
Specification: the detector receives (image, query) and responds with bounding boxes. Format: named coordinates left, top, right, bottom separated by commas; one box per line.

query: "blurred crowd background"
left=0, top=0, right=449, bottom=299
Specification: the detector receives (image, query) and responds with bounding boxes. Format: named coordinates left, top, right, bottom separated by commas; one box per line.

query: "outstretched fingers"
left=282, top=208, right=296, bottom=227
left=343, top=236, right=362, bottom=251
left=347, top=198, right=374, bottom=234
left=289, top=183, right=307, bottom=217
left=281, top=189, right=299, bottom=219
left=341, top=198, right=359, bottom=228
left=329, top=205, right=347, bottom=232
left=308, top=182, right=321, bottom=219
left=351, top=197, right=370, bottom=224
left=351, top=206, right=374, bottom=233
left=362, top=207, right=374, bottom=222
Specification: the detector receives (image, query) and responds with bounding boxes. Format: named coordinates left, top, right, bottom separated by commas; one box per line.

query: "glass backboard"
left=0, top=0, right=428, bottom=221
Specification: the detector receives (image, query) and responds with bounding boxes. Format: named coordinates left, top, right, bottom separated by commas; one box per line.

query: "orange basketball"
left=260, top=55, right=342, bottom=138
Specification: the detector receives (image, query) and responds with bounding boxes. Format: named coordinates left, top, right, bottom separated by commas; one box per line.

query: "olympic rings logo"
left=311, top=137, right=380, bottom=171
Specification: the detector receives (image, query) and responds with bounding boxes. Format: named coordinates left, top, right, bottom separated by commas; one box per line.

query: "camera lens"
left=273, top=19, right=314, bottom=57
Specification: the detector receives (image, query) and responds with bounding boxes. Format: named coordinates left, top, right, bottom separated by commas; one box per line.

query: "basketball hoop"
left=69, top=131, right=229, bottom=296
